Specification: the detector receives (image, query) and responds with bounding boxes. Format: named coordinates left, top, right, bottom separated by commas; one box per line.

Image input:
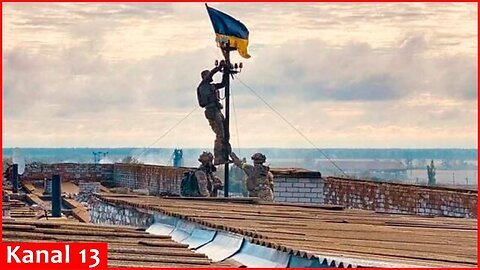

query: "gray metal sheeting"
left=145, top=212, right=366, bottom=268
left=230, top=240, right=290, bottom=267
left=146, top=214, right=177, bottom=235
left=153, top=213, right=177, bottom=227
left=181, top=227, right=217, bottom=249
left=170, top=219, right=196, bottom=242
left=195, top=231, right=244, bottom=262
left=145, top=222, right=175, bottom=235
left=289, top=255, right=333, bottom=268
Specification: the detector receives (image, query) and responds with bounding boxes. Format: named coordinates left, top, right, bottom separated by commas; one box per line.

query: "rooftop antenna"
left=93, top=151, right=108, bottom=164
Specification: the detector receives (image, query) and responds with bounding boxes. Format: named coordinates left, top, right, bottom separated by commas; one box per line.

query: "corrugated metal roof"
left=95, top=193, right=477, bottom=268
left=2, top=219, right=239, bottom=268
left=3, top=198, right=45, bottom=219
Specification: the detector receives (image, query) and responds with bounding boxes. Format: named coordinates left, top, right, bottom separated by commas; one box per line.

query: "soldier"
left=197, top=60, right=231, bottom=165
left=195, top=152, right=224, bottom=197
left=230, top=152, right=274, bottom=201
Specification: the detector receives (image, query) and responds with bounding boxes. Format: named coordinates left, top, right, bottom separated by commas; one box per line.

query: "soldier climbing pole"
left=135, top=5, right=348, bottom=191
left=206, top=4, right=250, bottom=197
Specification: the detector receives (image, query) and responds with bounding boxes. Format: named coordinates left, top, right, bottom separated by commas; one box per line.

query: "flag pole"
left=223, top=43, right=231, bottom=198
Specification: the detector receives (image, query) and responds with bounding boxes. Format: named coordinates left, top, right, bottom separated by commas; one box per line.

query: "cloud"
left=2, top=2, right=477, bottom=148
left=428, top=55, right=478, bottom=100
left=2, top=43, right=230, bottom=124
left=235, top=34, right=476, bottom=104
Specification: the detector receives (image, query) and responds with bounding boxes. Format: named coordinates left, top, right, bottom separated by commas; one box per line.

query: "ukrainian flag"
left=206, top=5, right=251, bottom=59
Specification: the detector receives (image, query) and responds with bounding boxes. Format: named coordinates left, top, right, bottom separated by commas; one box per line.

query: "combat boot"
left=219, top=141, right=232, bottom=164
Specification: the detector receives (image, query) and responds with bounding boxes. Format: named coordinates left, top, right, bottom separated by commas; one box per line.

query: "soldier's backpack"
left=180, top=171, right=200, bottom=197
left=197, top=83, right=217, bottom=108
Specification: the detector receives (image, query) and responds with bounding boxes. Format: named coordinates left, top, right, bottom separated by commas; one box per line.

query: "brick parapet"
left=113, top=163, right=191, bottom=196
left=19, top=163, right=113, bottom=183
left=274, top=177, right=325, bottom=204
left=324, top=177, right=477, bottom=218
left=16, top=162, right=477, bottom=218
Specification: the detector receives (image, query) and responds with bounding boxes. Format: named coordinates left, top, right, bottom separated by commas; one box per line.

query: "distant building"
left=315, top=159, right=407, bottom=181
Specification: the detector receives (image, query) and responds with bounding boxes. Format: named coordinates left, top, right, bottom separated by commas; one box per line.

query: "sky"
left=2, top=2, right=478, bottom=149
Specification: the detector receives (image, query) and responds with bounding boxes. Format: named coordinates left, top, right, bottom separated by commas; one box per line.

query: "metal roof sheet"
left=2, top=219, right=239, bottom=268
left=95, top=193, right=477, bottom=268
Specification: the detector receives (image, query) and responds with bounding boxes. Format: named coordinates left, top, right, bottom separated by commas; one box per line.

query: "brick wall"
left=324, top=177, right=477, bottom=218
left=113, top=163, right=189, bottom=196
left=271, top=168, right=324, bottom=203
left=20, top=163, right=113, bottom=183
left=110, top=165, right=477, bottom=218
left=274, top=177, right=324, bottom=204
left=17, top=162, right=476, bottom=218
left=76, top=181, right=102, bottom=202
left=89, top=198, right=154, bottom=228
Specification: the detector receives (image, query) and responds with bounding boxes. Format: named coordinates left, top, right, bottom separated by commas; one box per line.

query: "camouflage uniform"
left=210, top=176, right=224, bottom=197
left=204, top=106, right=229, bottom=164
left=197, top=63, right=231, bottom=165
left=230, top=152, right=274, bottom=201
left=195, top=152, right=224, bottom=197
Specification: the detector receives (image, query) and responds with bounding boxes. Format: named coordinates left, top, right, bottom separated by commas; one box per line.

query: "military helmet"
left=251, top=153, right=266, bottom=163
left=201, top=70, right=210, bottom=79
left=198, top=151, right=214, bottom=163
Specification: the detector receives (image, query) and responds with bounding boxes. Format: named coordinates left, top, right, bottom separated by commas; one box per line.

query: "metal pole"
left=51, top=174, right=62, bottom=217
left=224, top=47, right=231, bottom=198
left=12, top=164, right=18, bottom=194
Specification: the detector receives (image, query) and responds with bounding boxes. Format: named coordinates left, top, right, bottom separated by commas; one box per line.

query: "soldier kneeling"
left=181, top=152, right=223, bottom=197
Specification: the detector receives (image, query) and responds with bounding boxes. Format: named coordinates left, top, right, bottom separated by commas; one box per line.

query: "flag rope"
left=134, top=107, right=199, bottom=160
left=231, top=88, right=241, bottom=157
left=233, top=75, right=348, bottom=177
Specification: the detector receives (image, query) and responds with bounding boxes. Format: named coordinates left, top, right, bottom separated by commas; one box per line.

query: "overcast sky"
left=3, top=2, right=478, bottom=149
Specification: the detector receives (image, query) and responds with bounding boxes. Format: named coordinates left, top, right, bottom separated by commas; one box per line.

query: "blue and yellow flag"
left=206, top=5, right=251, bottom=59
